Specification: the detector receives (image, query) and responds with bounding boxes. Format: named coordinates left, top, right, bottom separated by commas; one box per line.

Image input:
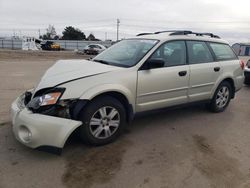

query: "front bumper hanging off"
left=11, top=95, right=82, bottom=153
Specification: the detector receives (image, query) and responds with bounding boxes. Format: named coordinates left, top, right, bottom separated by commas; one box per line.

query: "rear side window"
left=209, top=43, right=237, bottom=60
left=187, top=41, right=214, bottom=64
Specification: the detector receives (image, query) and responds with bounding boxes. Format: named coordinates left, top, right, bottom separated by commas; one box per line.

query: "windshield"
left=93, top=39, right=158, bottom=67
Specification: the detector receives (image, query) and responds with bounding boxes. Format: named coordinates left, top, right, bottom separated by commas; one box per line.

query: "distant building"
left=232, top=43, right=250, bottom=56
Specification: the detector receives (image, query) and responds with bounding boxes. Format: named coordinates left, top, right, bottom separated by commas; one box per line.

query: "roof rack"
left=154, top=30, right=192, bottom=35
left=136, top=30, right=192, bottom=36
left=136, top=33, right=154, bottom=36
left=136, top=30, right=220, bottom=39
left=169, top=31, right=220, bottom=38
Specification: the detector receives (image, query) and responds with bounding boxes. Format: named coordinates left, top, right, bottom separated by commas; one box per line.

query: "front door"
left=136, top=40, right=189, bottom=112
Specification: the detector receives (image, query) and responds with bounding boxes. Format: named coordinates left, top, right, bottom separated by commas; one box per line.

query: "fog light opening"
left=18, top=125, right=32, bottom=143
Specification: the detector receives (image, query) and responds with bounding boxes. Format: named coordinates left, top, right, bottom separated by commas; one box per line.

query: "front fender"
left=79, top=84, right=135, bottom=111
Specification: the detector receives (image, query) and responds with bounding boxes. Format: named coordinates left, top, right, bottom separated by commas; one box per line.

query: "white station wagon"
left=11, top=31, right=244, bottom=154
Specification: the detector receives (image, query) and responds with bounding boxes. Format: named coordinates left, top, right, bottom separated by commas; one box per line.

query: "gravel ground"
left=0, top=50, right=250, bottom=188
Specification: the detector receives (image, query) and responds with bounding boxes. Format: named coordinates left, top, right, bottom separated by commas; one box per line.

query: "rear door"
left=187, top=41, right=221, bottom=102
left=136, top=40, right=190, bottom=112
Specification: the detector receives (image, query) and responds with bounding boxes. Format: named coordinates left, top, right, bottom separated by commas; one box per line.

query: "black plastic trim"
left=70, top=99, right=89, bottom=120
left=36, top=146, right=62, bottom=155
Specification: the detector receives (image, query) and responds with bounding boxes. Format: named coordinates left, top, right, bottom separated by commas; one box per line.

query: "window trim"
left=139, top=39, right=188, bottom=70
left=207, top=42, right=239, bottom=61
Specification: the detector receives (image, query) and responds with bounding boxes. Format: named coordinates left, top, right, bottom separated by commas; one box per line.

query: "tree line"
left=40, top=25, right=100, bottom=41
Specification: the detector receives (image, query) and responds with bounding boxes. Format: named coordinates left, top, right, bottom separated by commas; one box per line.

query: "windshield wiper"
left=93, top=59, right=110, bottom=65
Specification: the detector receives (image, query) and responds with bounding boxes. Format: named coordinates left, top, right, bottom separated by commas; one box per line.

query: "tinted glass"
left=209, top=43, right=237, bottom=60
left=149, top=41, right=186, bottom=67
left=187, top=41, right=213, bottom=64
left=94, top=39, right=158, bottom=67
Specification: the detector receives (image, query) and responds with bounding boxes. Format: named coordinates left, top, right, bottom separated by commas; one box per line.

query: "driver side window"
left=149, top=41, right=186, bottom=67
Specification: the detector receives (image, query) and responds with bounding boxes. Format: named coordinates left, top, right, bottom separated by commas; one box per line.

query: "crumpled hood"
left=35, top=59, right=122, bottom=91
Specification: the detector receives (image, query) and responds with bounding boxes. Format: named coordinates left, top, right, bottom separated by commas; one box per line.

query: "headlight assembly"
left=27, top=88, right=65, bottom=110
left=39, top=92, right=62, bottom=106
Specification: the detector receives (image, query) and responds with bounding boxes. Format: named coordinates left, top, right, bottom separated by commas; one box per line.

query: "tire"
left=244, top=78, right=250, bottom=85
left=79, top=96, right=126, bottom=146
left=207, top=81, right=233, bottom=113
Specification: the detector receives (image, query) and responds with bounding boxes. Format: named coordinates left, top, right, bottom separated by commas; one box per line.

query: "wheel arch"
left=213, top=77, right=236, bottom=99
left=221, top=77, right=235, bottom=98
left=89, top=91, right=134, bottom=123
left=75, top=85, right=135, bottom=123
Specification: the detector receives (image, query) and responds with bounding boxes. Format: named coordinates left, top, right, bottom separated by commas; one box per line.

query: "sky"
left=0, top=0, right=250, bottom=43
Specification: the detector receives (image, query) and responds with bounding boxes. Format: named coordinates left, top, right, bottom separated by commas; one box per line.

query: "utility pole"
left=116, top=19, right=120, bottom=41
left=38, top=29, right=41, bottom=39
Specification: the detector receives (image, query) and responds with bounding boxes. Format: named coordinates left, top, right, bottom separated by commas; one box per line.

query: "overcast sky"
left=0, top=0, right=250, bottom=43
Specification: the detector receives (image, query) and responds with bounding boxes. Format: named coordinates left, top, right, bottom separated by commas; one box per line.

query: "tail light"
left=239, top=60, right=245, bottom=70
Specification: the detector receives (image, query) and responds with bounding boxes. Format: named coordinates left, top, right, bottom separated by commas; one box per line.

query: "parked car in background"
left=41, top=41, right=60, bottom=51
left=244, top=59, right=250, bottom=85
left=11, top=30, right=244, bottom=153
left=83, top=44, right=106, bottom=55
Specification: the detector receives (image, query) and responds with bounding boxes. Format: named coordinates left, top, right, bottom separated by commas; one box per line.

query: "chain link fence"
left=0, top=39, right=113, bottom=50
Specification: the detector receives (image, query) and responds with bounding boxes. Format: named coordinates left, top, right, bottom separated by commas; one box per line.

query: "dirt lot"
left=0, top=49, right=250, bottom=188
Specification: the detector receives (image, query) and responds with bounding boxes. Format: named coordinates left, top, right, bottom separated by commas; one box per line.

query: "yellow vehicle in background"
left=41, top=41, right=60, bottom=51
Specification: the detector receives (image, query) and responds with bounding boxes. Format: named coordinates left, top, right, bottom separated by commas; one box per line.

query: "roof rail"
left=136, top=30, right=192, bottom=36
left=155, top=30, right=192, bottom=35
left=136, top=33, right=154, bottom=36
left=199, top=33, right=220, bottom=38
left=136, top=30, right=220, bottom=39
left=170, top=31, right=220, bottom=38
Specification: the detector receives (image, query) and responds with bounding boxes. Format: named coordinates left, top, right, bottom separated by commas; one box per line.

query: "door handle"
left=214, top=67, right=220, bottom=72
left=178, top=71, right=187, bottom=77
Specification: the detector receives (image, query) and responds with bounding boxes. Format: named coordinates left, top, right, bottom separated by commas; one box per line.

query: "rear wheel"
left=207, top=81, right=232, bottom=113
left=79, top=96, right=126, bottom=146
left=244, top=78, right=250, bottom=85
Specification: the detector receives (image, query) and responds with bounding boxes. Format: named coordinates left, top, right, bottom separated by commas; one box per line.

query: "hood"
left=35, top=59, right=122, bottom=91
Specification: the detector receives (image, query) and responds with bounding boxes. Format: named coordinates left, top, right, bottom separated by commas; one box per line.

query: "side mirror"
left=146, top=59, right=165, bottom=69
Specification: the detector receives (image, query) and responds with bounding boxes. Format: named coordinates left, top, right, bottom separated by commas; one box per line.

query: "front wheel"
left=79, top=96, right=126, bottom=146
left=207, top=81, right=233, bottom=113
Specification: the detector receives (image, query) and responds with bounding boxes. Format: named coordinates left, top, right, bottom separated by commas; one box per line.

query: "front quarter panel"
left=59, top=68, right=137, bottom=111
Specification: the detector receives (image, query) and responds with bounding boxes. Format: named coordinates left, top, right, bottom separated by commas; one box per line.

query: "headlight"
left=39, top=92, right=62, bottom=106
left=27, top=90, right=64, bottom=110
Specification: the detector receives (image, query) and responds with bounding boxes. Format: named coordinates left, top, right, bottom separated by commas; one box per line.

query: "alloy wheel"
left=89, top=106, right=120, bottom=139
left=216, top=86, right=230, bottom=108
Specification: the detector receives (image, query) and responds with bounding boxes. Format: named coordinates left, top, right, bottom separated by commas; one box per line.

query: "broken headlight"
left=27, top=88, right=64, bottom=110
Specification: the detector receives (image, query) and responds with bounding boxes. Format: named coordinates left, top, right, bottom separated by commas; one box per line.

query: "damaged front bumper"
left=11, top=94, right=82, bottom=153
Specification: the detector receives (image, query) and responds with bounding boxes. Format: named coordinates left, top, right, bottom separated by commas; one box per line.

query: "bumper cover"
left=11, top=96, right=82, bottom=149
